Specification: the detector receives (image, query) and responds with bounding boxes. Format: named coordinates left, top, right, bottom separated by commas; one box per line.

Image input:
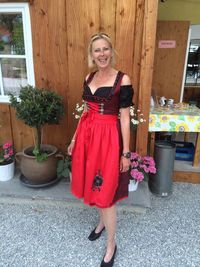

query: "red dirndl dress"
left=71, top=71, right=133, bottom=208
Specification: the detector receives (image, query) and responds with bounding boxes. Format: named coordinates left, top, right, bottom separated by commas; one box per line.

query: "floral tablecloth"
left=149, top=107, right=200, bottom=132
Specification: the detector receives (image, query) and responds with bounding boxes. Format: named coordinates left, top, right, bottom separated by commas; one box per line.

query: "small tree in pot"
left=9, top=85, right=65, bottom=185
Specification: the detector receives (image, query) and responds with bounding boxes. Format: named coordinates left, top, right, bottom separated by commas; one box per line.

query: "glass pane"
left=0, top=13, right=25, bottom=55
left=185, top=40, right=200, bottom=85
left=1, top=58, right=27, bottom=95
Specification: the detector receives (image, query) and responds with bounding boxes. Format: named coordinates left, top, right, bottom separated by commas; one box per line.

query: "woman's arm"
left=120, top=107, right=131, bottom=172
left=71, top=102, right=87, bottom=141
left=119, top=74, right=132, bottom=172
left=68, top=102, right=87, bottom=155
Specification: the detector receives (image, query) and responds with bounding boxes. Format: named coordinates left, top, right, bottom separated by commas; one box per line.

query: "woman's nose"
left=100, top=49, right=104, bottom=55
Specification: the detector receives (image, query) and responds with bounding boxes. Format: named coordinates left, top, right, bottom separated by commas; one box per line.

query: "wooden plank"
left=136, top=0, right=158, bottom=156
left=173, top=171, right=200, bottom=184
left=115, top=0, right=137, bottom=151
left=149, top=132, right=155, bottom=156
left=0, top=104, right=12, bottom=143
left=100, top=0, right=116, bottom=42
left=66, top=0, right=99, bottom=141
left=9, top=107, right=34, bottom=153
left=0, top=0, right=30, bottom=2
left=29, top=0, right=69, bottom=151
left=193, top=132, right=200, bottom=167
left=152, top=21, right=190, bottom=102
left=132, top=0, right=144, bottom=104
left=115, top=0, right=136, bottom=75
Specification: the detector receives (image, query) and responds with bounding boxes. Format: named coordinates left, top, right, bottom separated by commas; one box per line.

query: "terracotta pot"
left=15, top=144, right=58, bottom=184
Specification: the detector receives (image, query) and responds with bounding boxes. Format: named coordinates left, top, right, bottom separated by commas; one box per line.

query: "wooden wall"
left=152, top=21, right=190, bottom=102
left=0, top=0, right=158, bottom=155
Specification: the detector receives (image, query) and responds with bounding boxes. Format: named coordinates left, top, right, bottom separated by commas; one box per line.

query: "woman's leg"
left=95, top=209, right=105, bottom=233
left=101, top=205, right=117, bottom=262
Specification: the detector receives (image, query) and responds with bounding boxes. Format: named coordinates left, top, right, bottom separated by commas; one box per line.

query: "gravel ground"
left=0, top=182, right=199, bottom=267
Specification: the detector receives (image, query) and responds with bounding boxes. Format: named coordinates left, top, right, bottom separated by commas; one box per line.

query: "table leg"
left=184, top=132, right=189, bottom=142
left=193, top=132, right=200, bottom=167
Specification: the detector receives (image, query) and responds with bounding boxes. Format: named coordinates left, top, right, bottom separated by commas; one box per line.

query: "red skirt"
left=71, top=111, right=129, bottom=208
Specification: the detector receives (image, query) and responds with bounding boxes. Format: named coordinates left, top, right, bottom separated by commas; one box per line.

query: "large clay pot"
left=16, top=144, right=58, bottom=184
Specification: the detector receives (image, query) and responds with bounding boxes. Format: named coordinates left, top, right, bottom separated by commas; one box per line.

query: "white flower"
left=130, top=106, right=146, bottom=129
left=131, top=119, right=139, bottom=125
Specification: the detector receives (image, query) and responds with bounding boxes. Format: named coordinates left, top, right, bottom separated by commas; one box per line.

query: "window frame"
left=0, top=2, right=35, bottom=103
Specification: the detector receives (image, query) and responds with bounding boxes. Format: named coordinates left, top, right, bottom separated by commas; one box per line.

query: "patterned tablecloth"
left=149, top=107, right=200, bottom=132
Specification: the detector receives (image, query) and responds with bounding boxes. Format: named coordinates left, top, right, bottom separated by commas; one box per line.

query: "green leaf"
left=178, top=116, right=185, bottom=121
left=169, top=121, right=176, bottom=127
left=155, top=122, right=161, bottom=127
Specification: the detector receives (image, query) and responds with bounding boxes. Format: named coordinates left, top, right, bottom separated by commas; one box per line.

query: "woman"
left=68, top=33, right=133, bottom=267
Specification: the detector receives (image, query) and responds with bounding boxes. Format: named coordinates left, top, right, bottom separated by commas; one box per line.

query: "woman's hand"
left=120, top=156, right=130, bottom=172
left=67, top=141, right=75, bottom=156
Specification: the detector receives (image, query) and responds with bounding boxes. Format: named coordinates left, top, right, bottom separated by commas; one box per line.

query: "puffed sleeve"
left=119, top=85, right=134, bottom=108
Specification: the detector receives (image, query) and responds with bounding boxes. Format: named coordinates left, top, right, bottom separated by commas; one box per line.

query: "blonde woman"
left=68, top=33, right=133, bottom=267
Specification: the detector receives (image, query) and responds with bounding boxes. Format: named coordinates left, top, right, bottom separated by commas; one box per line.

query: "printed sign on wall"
left=158, top=40, right=176, bottom=48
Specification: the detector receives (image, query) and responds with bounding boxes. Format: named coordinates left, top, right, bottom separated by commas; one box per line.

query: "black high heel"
left=100, top=245, right=117, bottom=267
left=88, top=226, right=105, bottom=241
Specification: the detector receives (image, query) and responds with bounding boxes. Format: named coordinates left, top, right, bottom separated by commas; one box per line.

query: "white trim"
left=0, top=55, right=26, bottom=59
left=0, top=62, right=4, bottom=96
left=0, top=3, right=35, bottom=103
left=22, top=3, right=35, bottom=87
left=180, top=27, right=191, bottom=102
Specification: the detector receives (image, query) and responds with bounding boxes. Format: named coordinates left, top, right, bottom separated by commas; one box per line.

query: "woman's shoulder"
left=121, top=73, right=131, bottom=86
left=85, top=73, right=90, bottom=81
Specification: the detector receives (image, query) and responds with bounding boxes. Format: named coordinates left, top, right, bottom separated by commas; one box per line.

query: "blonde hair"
left=88, top=33, right=115, bottom=68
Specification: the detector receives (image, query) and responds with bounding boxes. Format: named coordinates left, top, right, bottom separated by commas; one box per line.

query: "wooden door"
left=152, top=21, right=190, bottom=102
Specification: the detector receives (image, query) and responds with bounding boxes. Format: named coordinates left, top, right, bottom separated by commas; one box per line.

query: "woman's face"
left=91, top=38, right=112, bottom=69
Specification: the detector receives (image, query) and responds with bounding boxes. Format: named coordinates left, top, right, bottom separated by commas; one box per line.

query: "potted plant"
left=57, top=150, right=71, bottom=181
left=9, top=85, right=64, bottom=185
left=129, top=152, right=156, bottom=191
left=0, top=141, right=15, bottom=181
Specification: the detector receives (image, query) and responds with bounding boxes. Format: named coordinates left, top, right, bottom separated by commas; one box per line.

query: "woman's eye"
left=94, top=47, right=110, bottom=53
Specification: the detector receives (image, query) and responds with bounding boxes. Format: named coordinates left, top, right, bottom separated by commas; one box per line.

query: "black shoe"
left=100, top=245, right=117, bottom=267
left=88, top=226, right=105, bottom=241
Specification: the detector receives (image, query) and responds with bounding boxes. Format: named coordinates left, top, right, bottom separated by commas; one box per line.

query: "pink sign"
left=158, top=40, right=176, bottom=48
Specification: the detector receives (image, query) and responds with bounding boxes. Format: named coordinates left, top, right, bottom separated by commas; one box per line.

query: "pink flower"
left=148, top=166, right=156, bottom=174
left=0, top=141, right=14, bottom=164
left=130, top=152, right=139, bottom=160
left=130, top=169, right=144, bottom=182
left=131, top=161, right=139, bottom=168
left=3, top=142, right=12, bottom=149
left=130, top=153, right=156, bottom=181
left=8, top=149, right=14, bottom=156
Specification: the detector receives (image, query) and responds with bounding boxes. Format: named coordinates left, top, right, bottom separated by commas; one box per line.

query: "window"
left=0, top=3, right=34, bottom=103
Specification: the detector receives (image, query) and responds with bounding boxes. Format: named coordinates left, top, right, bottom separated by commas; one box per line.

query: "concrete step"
left=0, top=170, right=151, bottom=213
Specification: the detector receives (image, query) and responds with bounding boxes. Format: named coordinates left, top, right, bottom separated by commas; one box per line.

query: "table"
left=149, top=106, right=200, bottom=167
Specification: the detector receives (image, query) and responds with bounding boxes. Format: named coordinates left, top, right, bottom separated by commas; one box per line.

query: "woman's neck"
left=96, top=67, right=116, bottom=78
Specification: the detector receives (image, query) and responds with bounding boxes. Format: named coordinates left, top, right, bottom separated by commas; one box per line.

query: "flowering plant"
left=130, top=106, right=146, bottom=130
left=0, top=141, right=14, bottom=165
left=73, top=102, right=85, bottom=119
left=130, top=152, right=156, bottom=182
